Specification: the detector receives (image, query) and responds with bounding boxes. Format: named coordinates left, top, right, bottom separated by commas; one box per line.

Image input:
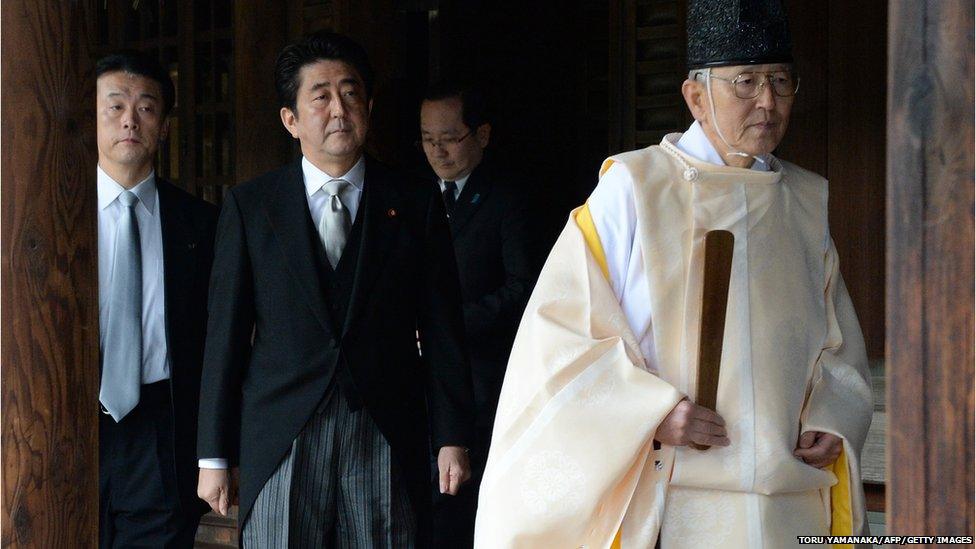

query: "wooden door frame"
left=885, top=0, right=975, bottom=537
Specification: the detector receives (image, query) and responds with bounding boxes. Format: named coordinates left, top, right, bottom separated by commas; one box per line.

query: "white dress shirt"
left=437, top=173, right=472, bottom=200
left=198, top=155, right=367, bottom=470
left=98, top=165, right=170, bottom=384
left=587, top=121, right=772, bottom=371
left=303, top=155, right=365, bottom=225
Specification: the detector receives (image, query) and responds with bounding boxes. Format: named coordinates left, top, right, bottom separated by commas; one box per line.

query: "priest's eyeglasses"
left=709, top=71, right=800, bottom=99
left=417, top=130, right=473, bottom=150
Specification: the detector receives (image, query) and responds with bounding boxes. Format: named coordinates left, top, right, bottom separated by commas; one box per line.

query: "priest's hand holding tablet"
left=654, top=397, right=731, bottom=448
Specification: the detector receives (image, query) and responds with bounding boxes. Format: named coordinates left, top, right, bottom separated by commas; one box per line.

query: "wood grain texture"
left=864, top=483, right=885, bottom=514
left=695, top=230, right=733, bottom=412
left=886, top=0, right=974, bottom=539
left=1, top=1, right=99, bottom=546
left=690, top=230, right=733, bottom=452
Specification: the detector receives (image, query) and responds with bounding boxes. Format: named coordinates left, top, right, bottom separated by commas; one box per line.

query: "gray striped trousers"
left=242, top=388, right=416, bottom=548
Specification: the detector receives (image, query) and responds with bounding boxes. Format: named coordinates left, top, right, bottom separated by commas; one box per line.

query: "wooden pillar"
left=886, top=0, right=974, bottom=539
left=1, top=1, right=99, bottom=547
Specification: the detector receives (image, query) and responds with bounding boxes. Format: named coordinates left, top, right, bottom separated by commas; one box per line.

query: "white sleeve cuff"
left=198, top=458, right=229, bottom=469
left=587, top=161, right=638, bottom=298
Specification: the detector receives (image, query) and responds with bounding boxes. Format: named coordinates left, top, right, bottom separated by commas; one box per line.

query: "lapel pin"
left=387, top=208, right=397, bottom=218
left=471, top=193, right=481, bottom=204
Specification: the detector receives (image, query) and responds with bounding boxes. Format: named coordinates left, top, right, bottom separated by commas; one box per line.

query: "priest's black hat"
left=687, top=0, right=794, bottom=69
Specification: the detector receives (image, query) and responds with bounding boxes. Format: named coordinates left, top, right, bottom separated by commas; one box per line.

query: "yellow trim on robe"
left=829, top=448, right=853, bottom=548
left=576, top=203, right=610, bottom=279
left=611, top=528, right=622, bottom=549
left=576, top=203, right=624, bottom=549
left=598, top=158, right=630, bottom=549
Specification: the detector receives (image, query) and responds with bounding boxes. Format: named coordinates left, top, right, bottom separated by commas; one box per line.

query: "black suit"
left=432, top=162, right=538, bottom=548
left=197, top=157, right=475, bottom=543
left=99, top=178, right=217, bottom=548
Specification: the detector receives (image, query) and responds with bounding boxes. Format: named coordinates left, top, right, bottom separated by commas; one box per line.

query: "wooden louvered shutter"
left=610, top=0, right=690, bottom=153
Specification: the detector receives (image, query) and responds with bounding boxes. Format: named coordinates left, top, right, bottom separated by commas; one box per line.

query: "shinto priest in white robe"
left=474, top=122, right=874, bottom=548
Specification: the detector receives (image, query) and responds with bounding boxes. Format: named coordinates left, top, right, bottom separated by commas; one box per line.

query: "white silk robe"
left=474, top=134, right=873, bottom=549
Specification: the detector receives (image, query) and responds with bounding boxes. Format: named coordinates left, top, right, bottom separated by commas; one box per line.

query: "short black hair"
left=274, top=31, right=375, bottom=113
left=95, top=51, right=175, bottom=116
left=423, top=82, right=490, bottom=130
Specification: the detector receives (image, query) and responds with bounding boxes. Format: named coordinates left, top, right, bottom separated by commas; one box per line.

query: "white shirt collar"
left=97, top=164, right=157, bottom=213
left=675, top=121, right=771, bottom=172
left=439, top=173, right=471, bottom=194
left=302, top=156, right=366, bottom=197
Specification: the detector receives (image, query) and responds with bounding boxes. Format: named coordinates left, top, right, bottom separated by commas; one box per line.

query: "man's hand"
left=655, top=398, right=730, bottom=448
left=198, top=467, right=236, bottom=516
left=793, top=431, right=842, bottom=468
left=437, top=446, right=471, bottom=496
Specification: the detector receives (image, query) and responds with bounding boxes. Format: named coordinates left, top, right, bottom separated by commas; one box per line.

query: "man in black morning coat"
left=196, top=31, right=475, bottom=547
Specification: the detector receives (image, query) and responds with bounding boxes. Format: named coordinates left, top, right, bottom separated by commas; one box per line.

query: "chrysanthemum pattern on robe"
left=660, top=487, right=739, bottom=547
left=520, top=450, right=587, bottom=517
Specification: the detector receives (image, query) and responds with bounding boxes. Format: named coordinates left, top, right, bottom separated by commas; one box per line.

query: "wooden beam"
left=864, top=483, right=886, bottom=513
left=886, top=0, right=974, bottom=537
left=1, top=1, right=99, bottom=545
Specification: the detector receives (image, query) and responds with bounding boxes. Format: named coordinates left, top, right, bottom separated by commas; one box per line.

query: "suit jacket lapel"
left=343, top=157, right=400, bottom=336
left=448, top=164, right=491, bottom=236
left=157, top=179, right=196, bottom=372
left=264, top=160, right=334, bottom=334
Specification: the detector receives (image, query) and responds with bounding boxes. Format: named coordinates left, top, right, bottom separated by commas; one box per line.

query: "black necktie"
left=442, top=181, right=457, bottom=217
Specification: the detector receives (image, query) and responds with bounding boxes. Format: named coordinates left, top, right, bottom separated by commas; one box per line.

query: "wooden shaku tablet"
left=691, top=229, right=734, bottom=451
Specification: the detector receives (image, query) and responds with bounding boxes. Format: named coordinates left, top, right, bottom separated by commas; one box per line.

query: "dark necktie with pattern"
left=442, top=180, right=457, bottom=217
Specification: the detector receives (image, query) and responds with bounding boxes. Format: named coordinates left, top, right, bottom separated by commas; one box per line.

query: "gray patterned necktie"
left=99, top=190, right=142, bottom=422
left=318, top=179, right=351, bottom=269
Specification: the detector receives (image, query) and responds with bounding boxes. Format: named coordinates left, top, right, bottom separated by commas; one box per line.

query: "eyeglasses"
left=416, top=130, right=473, bottom=150
left=709, top=71, right=800, bottom=99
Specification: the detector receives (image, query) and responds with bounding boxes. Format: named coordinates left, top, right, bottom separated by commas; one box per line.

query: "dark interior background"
left=89, top=0, right=886, bottom=361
